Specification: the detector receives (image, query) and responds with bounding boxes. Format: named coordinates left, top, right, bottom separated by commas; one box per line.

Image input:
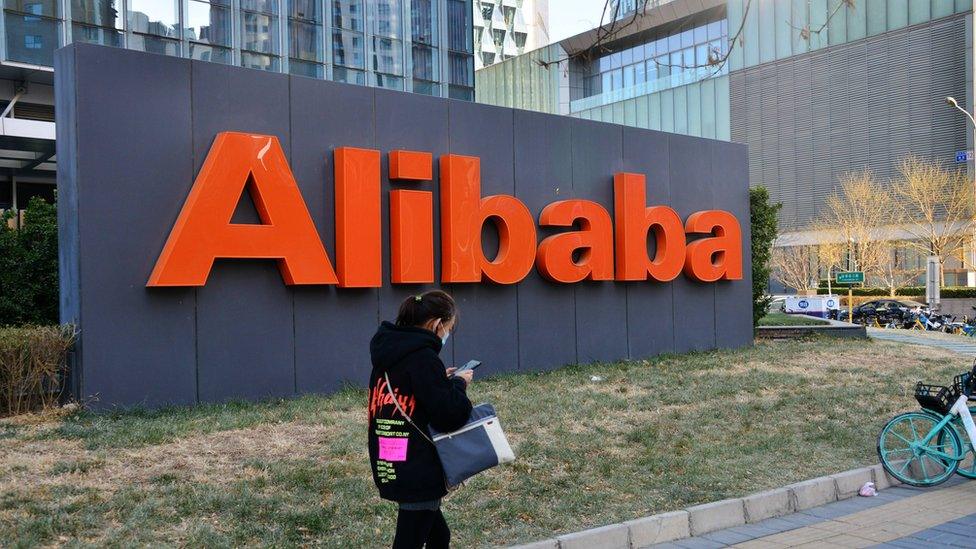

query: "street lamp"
left=946, top=96, right=976, bottom=286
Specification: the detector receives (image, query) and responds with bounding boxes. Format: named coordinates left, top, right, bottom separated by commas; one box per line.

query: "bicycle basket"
left=914, top=382, right=957, bottom=415
left=953, top=366, right=976, bottom=398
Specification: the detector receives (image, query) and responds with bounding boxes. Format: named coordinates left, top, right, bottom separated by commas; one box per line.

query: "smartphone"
left=451, top=359, right=481, bottom=377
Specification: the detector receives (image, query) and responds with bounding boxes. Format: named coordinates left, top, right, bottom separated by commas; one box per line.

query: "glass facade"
left=726, top=0, right=970, bottom=71
left=576, top=16, right=728, bottom=111
left=447, top=0, right=473, bottom=99
left=0, top=0, right=473, bottom=97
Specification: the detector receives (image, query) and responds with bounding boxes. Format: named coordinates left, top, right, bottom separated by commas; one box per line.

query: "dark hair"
left=395, top=290, right=457, bottom=328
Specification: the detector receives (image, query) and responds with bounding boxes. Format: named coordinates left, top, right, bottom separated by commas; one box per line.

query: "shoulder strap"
left=383, top=372, right=435, bottom=445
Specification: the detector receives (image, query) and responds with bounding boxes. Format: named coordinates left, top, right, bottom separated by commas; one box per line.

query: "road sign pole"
left=848, top=286, right=853, bottom=323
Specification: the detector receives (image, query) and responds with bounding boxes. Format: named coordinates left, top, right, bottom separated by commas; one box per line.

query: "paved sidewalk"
left=648, top=476, right=976, bottom=548
left=867, top=328, right=976, bottom=357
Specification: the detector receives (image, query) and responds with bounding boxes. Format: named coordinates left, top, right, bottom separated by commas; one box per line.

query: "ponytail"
left=395, top=290, right=457, bottom=328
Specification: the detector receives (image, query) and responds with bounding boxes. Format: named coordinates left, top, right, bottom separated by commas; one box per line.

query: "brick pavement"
left=648, top=476, right=976, bottom=549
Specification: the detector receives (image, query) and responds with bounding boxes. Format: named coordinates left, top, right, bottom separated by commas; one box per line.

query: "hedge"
left=816, top=286, right=976, bottom=298
left=0, top=324, right=75, bottom=416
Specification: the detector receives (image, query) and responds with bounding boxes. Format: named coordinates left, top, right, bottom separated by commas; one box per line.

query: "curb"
left=506, top=463, right=902, bottom=549
left=755, top=318, right=867, bottom=340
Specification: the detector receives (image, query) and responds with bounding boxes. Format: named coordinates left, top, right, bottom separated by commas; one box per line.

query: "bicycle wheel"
left=878, top=412, right=962, bottom=487
left=937, top=415, right=976, bottom=479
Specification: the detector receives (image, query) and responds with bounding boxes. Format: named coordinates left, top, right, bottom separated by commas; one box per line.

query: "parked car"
left=843, top=299, right=926, bottom=324
left=767, top=296, right=787, bottom=313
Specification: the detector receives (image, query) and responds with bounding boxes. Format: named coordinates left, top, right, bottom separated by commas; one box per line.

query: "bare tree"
left=812, top=170, right=895, bottom=287
left=891, top=156, right=974, bottom=286
left=875, top=241, right=923, bottom=297
left=771, top=245, right=818, bottom=293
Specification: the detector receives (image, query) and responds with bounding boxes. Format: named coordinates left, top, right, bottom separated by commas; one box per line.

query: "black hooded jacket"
left=367, top=321, right=473, bottom=503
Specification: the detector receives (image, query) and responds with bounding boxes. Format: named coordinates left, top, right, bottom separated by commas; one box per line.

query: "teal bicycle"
left=877, top=365, right=976, bottom=487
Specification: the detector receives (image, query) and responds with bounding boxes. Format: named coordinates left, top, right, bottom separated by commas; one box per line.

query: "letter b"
left=440, top=155, right=536, bottom=284
left=613, top=173, right=685, bottom=282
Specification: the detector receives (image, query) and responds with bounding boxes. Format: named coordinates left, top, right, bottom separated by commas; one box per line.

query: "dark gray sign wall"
left=56, top=44, right=752, bottom=409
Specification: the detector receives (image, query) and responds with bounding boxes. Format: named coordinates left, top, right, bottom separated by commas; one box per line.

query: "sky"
left=547, top=0, right=612, bottom=43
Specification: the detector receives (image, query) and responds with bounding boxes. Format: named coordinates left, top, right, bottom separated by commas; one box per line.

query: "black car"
left=844, top=299, right=926, bottom=323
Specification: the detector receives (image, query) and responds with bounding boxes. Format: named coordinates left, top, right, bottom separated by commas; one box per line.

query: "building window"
left=127, top=0, right=179, bottom=56
left=240, top=0, right=279, bottom=71
left=288, top=0, right=323, bottom=77
left=333, top=0, right=364, bottom=84
left=585, top=16, right=728, bottom=100
left=370, top=0, right=403, bottom=89
left=447, top=0, right=473, bottom=100
left=70, top=0, right=122, bottom=47
left=186, top=0, right=232, bottom=64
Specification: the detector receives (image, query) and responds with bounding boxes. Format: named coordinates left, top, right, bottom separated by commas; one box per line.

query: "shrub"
left=0, top=197, right=59, bottom=326
left=750, top=187, right=781, bottom=326
left=0, top=325, right=76, bottom=416
left=816, top=286, right=976, bottom=298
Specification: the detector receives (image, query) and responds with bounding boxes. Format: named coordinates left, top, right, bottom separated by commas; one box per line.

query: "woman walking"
left=367, top=290, right=474, bottom=549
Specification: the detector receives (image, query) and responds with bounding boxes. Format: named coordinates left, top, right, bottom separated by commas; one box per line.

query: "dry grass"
left=0, top=337, right=967, bottom=548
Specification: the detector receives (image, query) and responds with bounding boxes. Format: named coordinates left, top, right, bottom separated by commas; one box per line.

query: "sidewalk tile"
left=730, top=540, right=788, bottom=549
left=802, top=504, right=860, bottom=519
left=700, top=529, right=754, bottom=545
left=953, top=513, right=976, bottom=526
left=928, top=532, right=976, bottom=547
left=725, top=524, right=781, bottom=537
left=673, top=538, right=726, bottom=549
left=750, top=516, right=806, bottom=534
left=815, top=534, right=874, bottom=548
left=873, top=539, right=928, bottom=549
left=777, top=513, right=825, bottom=527
left=760, top=527, right=834, bottom=545
left=930, top=521, right=974, bottom=536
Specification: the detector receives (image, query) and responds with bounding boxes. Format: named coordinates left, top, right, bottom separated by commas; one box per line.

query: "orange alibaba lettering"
left=536, top=199, right=614, bottom=283
left=440, top=154, right=536, bottom=284
left=613, top=173, right=686, bottom=282
left=147, top=132, right=337, bottom=287
left=683, top=210, right=743, bottom=282
left=335, top=147, right=382, bottom=288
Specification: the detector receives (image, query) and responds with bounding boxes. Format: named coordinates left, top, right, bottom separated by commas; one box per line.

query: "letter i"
left=389, top=150, right=435, bottom=284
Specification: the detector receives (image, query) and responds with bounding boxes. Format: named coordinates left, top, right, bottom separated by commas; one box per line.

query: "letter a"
left=147, top=132, right=337, bottom=287
left=683, top=210, right=743, bottom=282
left=536, top=200, right=614, bottom=283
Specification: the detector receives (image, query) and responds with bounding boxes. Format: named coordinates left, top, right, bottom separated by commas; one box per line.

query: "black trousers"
left=392, top=508, right=450, bottom=549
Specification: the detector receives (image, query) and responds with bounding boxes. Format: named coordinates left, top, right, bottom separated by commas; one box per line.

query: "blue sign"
left=956, top=150, right=972, bottom=163
left=798, top=300, right=809, bottom=309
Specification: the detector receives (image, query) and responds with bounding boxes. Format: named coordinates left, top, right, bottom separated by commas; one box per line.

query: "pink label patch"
left=378, top=436, right=408, bottom=461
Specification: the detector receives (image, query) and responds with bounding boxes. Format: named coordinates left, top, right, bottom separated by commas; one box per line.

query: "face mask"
left=433, top=319, right=449, bottom=347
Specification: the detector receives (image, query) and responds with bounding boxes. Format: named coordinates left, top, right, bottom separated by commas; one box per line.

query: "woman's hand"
left=445, top=368, right=474, bottom=386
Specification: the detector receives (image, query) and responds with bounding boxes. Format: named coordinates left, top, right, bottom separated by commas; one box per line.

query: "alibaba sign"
left=147, top=132, right=742, bottom=288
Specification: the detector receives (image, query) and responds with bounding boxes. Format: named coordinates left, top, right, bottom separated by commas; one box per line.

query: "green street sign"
left=836, top=271, right=864, bottom=284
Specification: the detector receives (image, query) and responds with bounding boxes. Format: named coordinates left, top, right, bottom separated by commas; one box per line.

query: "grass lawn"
left=758, top=312, right=830, bottom=326
left=0, top=337, right=967, bottom=547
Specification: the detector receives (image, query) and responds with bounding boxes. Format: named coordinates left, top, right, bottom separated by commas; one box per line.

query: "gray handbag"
left=384, top=373, right=515, bottom=488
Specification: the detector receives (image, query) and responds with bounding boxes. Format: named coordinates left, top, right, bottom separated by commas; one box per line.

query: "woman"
left=367, top=290, right=474, bottom=549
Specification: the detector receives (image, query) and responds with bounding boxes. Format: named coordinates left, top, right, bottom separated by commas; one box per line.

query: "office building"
left=0, top=0, right=475, bottom=222
left=473, top=0, right=548, bottom=69
left=477, top=0, right=974, bottom=285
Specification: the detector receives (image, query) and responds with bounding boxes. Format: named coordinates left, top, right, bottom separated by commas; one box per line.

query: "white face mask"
left=434, top=319, right=450, bottom=346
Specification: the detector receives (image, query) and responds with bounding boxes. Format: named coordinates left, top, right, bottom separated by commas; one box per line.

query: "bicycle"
left=877, top=365, right=976, bottom=486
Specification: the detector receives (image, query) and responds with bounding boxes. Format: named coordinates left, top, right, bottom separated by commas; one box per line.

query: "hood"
left=370, top=321, right=442, bottom=371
